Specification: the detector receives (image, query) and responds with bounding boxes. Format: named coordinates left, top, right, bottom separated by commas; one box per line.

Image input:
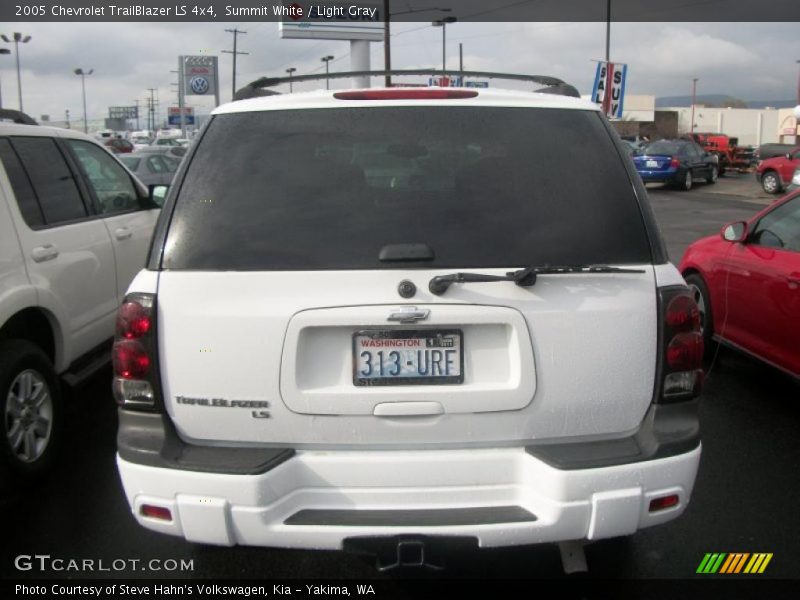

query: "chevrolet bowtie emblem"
left=387, top=307, right=430, bottom=324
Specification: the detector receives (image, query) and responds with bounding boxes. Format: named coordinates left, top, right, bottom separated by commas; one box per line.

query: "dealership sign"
left=182, top=55, right=219, bottom=96
left=108, top=106, right=138, bottom=119
left=591, top=61, right=627, bottom=119
left=279, top=1, right=382, bottom=41
left=168, top=107, right=195, bottom=126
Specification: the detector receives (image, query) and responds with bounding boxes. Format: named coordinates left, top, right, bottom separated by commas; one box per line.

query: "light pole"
left=74, top=68, right=93, bottom=134
left=382, top=2, right=452, bottom=87
left=321, top=56, right=334, bottom=90
left=796, top=59, right=800, bottom=106
left=286, top=67, right=296, bottom=93
left=0, top=48, right=10, bottom=109
left=690, top=77, right=699, bottom=135
left=1, top=32, right=32, bottom=112
left=432, top=17, right=457, bottom=77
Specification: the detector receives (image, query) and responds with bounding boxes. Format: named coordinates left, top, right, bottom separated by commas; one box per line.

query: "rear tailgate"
left=157, top=268, right=656, bottom=446
left=154, top=101, right=662, bottom=449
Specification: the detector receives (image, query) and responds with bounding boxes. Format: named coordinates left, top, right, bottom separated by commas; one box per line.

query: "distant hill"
left=656, top=95, right=795, bottom=109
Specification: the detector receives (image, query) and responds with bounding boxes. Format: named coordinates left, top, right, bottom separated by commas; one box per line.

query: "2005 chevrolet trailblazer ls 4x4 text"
left=113, top=78, right=704, bottom=567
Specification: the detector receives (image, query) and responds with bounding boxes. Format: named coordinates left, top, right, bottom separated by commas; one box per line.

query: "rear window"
left=645, top=141, right=683, bottom=156
left=163, top=107, right=651, bottom=270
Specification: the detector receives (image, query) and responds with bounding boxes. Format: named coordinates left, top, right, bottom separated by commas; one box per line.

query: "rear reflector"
left=649, top=494, right=680, bottom=512
left=141, top=505, right=172, bottom=521
left=334, top=89, right=478, bottom=101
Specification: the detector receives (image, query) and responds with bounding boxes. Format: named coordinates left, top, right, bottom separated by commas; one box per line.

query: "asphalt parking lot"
left=2, top=181, right=798, bottom=593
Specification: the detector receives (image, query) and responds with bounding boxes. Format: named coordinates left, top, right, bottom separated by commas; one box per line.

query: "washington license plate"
left=353, top=329, right=464, bottom=386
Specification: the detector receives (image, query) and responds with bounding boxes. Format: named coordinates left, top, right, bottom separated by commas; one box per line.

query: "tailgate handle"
left=373, top=402, right=444, bottom=417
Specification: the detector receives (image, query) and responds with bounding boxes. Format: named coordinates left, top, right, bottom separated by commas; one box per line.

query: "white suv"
left=114, top=87, right=703, bottom=564
left=0, top=116, right=160, bottom=474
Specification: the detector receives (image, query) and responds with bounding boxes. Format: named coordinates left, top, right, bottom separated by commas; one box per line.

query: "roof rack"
left=0, top=109, right=38, bottom=125
left=234, top=70, right=580, bottom=101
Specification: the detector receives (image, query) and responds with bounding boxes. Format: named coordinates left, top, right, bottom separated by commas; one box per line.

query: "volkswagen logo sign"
left=190, top=76, right=210, bottom=95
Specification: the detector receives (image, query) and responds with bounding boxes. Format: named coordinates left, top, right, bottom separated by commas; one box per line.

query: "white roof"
left=213, top=87, right=598, bottom=115
left=0, top=121, right=104, bottom=142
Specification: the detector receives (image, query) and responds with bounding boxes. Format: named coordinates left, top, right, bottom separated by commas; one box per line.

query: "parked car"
left=0, top=114, right=161, bottom=475
left=119, top=152, right=180, bottom=186
left=134, top=144, right=187, bottom=160
left=104, top=137, right=134, bottom=154
left=114, top=86, right=703, bottom=560
left=789, top=168, right=800, bottom=193
left=633, top=139, right=719, bottom=190
left=679, top=189, right=800, bottom=378
left=153, top=137, right=184, bottom=147
left=130, top=136, right=153, bottom=151
left=755, top=142, right=797, bottom=161
left=755, top=146, right=800, bottom=194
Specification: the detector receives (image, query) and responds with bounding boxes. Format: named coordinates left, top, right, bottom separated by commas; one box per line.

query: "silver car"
left=119, top=152, right=179, bottom=186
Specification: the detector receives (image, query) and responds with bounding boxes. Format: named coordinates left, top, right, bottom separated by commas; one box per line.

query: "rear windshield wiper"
left=429, top=265, right=646, bottom=295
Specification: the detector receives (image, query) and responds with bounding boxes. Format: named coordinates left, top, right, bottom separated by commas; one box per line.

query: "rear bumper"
left=117, top=405, right=701, bottom=549
left=637, top=168, right=680, bottom=183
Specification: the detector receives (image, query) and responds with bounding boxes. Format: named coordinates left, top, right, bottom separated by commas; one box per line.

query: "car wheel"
left=680, top=170, right=693, bottom=191
left=706, top=166, right=718, bottom=184
left=761, top=171, right=782, bottom=194
left=684, top=274, right=715, bottom=360
left=0, top=340, right=63, bottom=476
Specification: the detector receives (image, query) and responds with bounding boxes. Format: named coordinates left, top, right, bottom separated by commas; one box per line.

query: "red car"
left=679, top=190, right=800, bottom=378
left=755, top=146, right=800, bottom=194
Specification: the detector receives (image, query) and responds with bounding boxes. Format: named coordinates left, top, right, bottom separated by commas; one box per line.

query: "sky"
left=0, top=21, right=798, bottom=126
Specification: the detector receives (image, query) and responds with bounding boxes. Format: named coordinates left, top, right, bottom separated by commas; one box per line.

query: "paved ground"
left=2, top=187, right=798, bottom=592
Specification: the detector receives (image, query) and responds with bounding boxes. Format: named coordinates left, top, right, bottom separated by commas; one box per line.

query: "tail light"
left=657, top=287, right=704, bottom=402
left=333, top=89, right=478, bottom=100
left=670, top=158, right=681, bottom=168
left=112, top=293, right=161, bottom=411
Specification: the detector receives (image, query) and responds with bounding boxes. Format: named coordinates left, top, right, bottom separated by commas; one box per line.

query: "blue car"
left=632, top=139, right=719, bottom=191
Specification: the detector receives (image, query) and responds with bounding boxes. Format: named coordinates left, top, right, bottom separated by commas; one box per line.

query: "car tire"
left=706, top=166, right=718, bottom=184
left=761, top=171, right=782, bottom=194
left=684, top=274, right=715, bottom=360
left=0, top=340, right=63, bottom=476
left=680, top=170, right=693, bottom=191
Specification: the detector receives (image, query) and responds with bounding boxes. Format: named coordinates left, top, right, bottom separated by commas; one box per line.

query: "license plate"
left=353, top=329, right=464, bottom=386
left=646, top=160, right=659, bottom=168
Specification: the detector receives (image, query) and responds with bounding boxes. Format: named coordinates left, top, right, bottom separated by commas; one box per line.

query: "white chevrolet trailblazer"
left=114, top=81, right=703, bottom=567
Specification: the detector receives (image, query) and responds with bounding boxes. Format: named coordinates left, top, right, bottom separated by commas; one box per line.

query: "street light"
left=321, top=56, right=334, bottom=90
left=432, top=17, right=457, bottom=76
left=796, top=59, right=800, bottom=106
left=382, top=1, right=452, bottom=87
left=0, top=48, right=10, bottom=110
left=74, top=68, right=94, bottom=134
left=690, top=77, right=699, bottom=135
left=286, top=67, right=297, bottom=93
left=1, top=32, right=32, bottom=112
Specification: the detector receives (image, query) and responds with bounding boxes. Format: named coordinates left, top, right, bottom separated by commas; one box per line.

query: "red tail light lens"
left=666, top=295, right=701, bottom=332
left=670, top=158, right=681, bottom=168
left=666, top=333, right=704, bottom=371
left=334, top=89, right=478, bottom=101
left=113, top=293, right=159, bottom=410
left=117, top=300, right=151, bottom=339
left=113, top=340, right=150, bottom=379
left=658, top=287, right=704, bottom=402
